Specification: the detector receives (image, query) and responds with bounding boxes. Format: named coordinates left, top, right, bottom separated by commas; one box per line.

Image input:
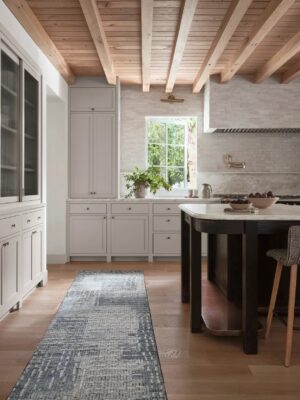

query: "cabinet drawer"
left=22, top=210, right=43, bottom=229
left=111, top=203, right=149, bottom=214
left=0, top=216, right=20, bottom=239
left=153, top=233, right=181, bottom=255
left=153, top=216, right=180, bottom=232
left=70, top=87, right=115, bottom=112
left=153, top=203, right=180, bottom=214
left=69, top=203, right=107, bottom=214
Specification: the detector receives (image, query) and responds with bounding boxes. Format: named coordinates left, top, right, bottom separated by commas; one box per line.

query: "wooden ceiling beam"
left=3, top=0, right=75, bottom=85
left=255, top=30, right=300, bottom=83
left=141, top=0, right=154, bottom=92
left=281, top=60, right=300, bottom=83
left=221, top=0, right=295, bottom=83
left=165, top=0, right=198, bottom=93
left=192, top=0, right=252, bottom=93
left=78, top=0, right=116, bottom=85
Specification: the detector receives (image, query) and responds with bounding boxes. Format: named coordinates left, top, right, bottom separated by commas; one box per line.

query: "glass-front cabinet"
left=0, top=40, right=40, bottom=203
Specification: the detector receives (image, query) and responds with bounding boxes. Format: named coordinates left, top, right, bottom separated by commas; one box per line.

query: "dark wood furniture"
left=180, top=204, right=300, bottom=355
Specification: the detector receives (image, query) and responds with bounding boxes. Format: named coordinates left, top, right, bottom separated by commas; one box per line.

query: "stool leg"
left=265, top=262, right=283, bottom=340
left=285, top=264, right=297, bottom=367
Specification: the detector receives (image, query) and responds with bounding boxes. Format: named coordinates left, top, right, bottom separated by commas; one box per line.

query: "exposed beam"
left=79, top=0, right=116, bottom=85
left=221, top=0, right=294, bottom=83
left=193, top=0, right=252, bottom=93
left=166, top=0, right=198, bottom=93
left=255, top=30, right=300, bottom=83
left=3, top=0, right=75, bottom=85
left=141, top=0, right=154, bottom=92
left=281, top=60, right=300, bottom=83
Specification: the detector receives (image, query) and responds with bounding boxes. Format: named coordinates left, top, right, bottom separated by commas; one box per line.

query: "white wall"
left=46, top=91, right=68, bottom=263
left=121, top=80, right=300, bottom=196
left=0, top=1, right=69, bottom=261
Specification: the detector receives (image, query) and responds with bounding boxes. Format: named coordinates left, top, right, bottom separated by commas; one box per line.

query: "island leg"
left=190, top=219, right=203, bottom=333
left=242, top=221, right=258, bottom=354
left=181, top=211, right=190, bottom=303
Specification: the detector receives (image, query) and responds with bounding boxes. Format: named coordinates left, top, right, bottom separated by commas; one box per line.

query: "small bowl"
left=249, top=197, right=279, bottom=209
left=229, top=202, right=252, bottom=211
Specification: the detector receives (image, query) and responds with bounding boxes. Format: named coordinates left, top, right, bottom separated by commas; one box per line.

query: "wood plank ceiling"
left=4, top=0, right=300, bottom=91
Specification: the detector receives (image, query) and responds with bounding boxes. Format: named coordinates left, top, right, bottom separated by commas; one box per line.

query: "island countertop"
left=178, top=203, right=300, bottom=221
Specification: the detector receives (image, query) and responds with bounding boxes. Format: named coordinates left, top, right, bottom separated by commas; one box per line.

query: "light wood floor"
left=0, top=261, right=300, bottom=400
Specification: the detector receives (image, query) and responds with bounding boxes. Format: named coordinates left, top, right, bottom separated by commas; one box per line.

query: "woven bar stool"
left=265, top=225, right=300, bottom=367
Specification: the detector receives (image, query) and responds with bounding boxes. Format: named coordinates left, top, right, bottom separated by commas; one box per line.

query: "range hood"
left=203, top=78, right=300, bottom=134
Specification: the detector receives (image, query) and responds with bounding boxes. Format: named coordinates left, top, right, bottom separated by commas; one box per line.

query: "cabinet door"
left=22, top=65, right=40, bottom=200
left=0, top=44, right=20, bottom=202
left=70, top=215, right=106, bottom=255
left=1, top=235, right=20, bottom=308
left=70, top=113, right=92, bottom=198
left=32, top=227, right=42, bottom=282
left=111, top=216, right=148, bottom=255
left=92, top=113, right=116, bottom=198
left=70, top=87, right=115, bottom=112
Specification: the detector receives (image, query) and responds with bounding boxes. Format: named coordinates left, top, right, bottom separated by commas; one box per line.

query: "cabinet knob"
left=103, top=216, right=106, bottom=220
left=166, top=219, right=170, bottom=222
left=27, top=219, right=31, bottom=223
left=2, top=242, right=9, bottom=247
left=32, top=231, right=37, bottom=235
left=86, top=207, right=90, bottom=210
left=166, top=236, right=171, bottom=240
left=11, top=224, right=16, bottom=228
left=167, top=207, right=171, bottom=210
left=38, top=216, right=41, bottom=220
left=112, top=216, right=115, bottom=219
left=91, top=107, right=95, bottom=111
left=128, top=207, right=132, bottom=210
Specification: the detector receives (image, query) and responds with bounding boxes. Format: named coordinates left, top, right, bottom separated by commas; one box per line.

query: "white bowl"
left=229, top=202, right=252, bottom=211
left=249, top=197, right=279, bottom=209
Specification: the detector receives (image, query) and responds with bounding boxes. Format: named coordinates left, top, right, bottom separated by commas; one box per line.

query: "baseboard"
left=47, top=254, right=68, bottom=264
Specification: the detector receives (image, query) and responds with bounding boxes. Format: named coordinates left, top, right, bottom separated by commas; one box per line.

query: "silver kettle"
left=201, top=183, right=212, bottom=199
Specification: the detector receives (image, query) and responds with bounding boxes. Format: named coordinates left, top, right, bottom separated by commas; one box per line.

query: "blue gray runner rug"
left=9, top=271, right=167, bottom=400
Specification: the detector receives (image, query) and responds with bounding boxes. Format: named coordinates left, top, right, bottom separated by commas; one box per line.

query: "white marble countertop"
left=179, top=203, right=300, bottom=221
left=68, top=197, right=222, bottom=204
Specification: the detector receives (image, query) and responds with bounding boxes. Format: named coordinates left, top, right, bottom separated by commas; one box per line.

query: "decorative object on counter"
left=201, top=183, right=212, bottom=199
left=224, top=154, right=246, bottom=169
left=248, top=192, right=279, bottom=209
left=124, top=167, right=171, bottom=198
left=187, top=189, right=193, bottom=198
left=229, top=198, right=252, bottom=211
left=265, top=226, right=300, bottom=367
left=192, top=189, right=199, bottom=198
left=160, top=93, right=184, bottom=103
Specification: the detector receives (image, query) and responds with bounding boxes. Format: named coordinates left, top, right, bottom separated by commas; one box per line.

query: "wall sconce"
left=224, top=154, right=246, bottom=169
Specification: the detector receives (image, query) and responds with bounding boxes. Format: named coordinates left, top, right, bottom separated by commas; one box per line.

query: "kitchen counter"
left=68, top=197, right=222, bottom=203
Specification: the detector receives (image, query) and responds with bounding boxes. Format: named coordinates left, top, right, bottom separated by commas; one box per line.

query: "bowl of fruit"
left=229, top=197, right=252, bottom=211
left=248, top=192, right=279, bottom=209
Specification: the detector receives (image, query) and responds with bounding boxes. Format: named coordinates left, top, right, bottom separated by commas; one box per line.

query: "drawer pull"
left=103, top=216, right=106, bottom=220
left=37, top=216, right=41, bottom=220
left=86, top=207, right=90, bottom=211
left=2, top=242, right=9, bottom=247
left=112, top=216, right=115, bottom=219
left=166, top=236, right=171, bottom=240
left=11, top=224, right=16, bottom=228
left=32, top=231, right=37, bottom=235
left=27, top=219, right=31, bottom=223
left=128, top=207, right=132, bottom=210
left=167, top=207, right=171, bottom=210
left=166, top=219, right=170, bottom=222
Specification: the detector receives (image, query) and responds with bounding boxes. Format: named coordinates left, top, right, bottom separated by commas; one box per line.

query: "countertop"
left=179, top=203, right=300, bottom=221
left=68, top=197, right=222, bottom=203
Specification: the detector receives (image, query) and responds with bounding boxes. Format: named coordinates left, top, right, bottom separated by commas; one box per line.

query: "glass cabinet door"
left=0, top=46, right=20, bottom=200
left=23, top=67, right=39, bottom=198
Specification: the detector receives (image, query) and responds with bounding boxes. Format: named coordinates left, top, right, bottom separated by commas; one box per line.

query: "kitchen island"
left=179, top=203, right=300, bottom=354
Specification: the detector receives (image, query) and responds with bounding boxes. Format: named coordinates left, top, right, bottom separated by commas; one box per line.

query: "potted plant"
left=124, top=167, right=171, bottom=198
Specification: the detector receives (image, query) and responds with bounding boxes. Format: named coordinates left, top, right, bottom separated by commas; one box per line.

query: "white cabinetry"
left=22, top=225, right=43, bottom=296
left=111, top=215, right=148, bottom=255
left=69, top=82, right=119, bottom=199
left=0, top=235, right=20, bottom=313
left=70, top=215, right=107, bottom=255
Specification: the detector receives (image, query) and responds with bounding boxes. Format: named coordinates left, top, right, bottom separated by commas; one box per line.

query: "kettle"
left=201, top=183, right=212, bottom=199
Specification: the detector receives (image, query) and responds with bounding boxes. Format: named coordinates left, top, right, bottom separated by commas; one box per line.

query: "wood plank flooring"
left=0, top=261, right=300, bottom=399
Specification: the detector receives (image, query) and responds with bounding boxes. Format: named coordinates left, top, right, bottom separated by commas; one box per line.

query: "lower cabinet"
left=111, top=215, right=148, bottom=255
left=153, top=233, right=181, bottom=255
left=0, top=235, right=21, bottom=315
left=70, top=215, right=107, bottom=255
left=23, top=226, right=43, bottom=295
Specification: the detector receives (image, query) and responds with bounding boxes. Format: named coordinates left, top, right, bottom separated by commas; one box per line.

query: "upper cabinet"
left=0, top=39, right=41, bottom=203
left=70, top=87, right=115, bottom=112
left=69, top=80, right=119, bottom=199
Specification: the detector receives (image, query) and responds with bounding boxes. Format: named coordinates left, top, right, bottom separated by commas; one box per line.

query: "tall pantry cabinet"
left=0, top=36, right=46, bottom=321
left=69, top=80, right=119, bottom=199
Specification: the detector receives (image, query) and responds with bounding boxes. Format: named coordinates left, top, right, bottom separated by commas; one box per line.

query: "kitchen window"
left=146, top=117, right=197, bottom=189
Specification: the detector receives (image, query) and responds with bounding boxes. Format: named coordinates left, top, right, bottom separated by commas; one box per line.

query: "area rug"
left=9, top=271, right=167, bottom=400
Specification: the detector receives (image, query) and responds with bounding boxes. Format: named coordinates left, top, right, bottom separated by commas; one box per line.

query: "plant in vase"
left=124, top=167, right=171, bottom=198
